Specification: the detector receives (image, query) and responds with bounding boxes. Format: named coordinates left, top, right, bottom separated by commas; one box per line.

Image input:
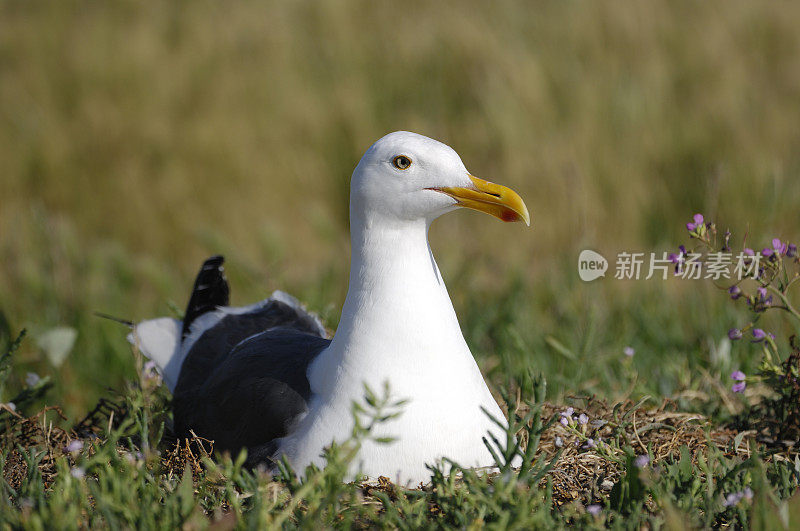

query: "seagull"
left=129, top=131, right=530, bottom=485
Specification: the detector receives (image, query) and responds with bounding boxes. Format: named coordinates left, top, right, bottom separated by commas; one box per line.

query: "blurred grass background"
left=1, top=0, right=800, bottom=418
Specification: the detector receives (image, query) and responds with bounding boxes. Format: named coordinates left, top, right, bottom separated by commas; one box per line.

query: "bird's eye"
left=392, top=155, right=412, bottom=170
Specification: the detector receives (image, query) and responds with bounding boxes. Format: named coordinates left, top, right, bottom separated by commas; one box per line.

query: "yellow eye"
left=392, top=155, right=412, bottom=170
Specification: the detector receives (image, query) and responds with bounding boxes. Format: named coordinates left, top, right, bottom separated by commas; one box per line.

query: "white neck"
left=309, top=210, right=467, bottom=397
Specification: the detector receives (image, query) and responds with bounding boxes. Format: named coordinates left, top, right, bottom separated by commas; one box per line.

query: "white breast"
left=275, top=219, right=507, bottom=486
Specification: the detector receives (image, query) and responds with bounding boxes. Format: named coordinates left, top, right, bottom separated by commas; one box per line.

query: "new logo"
left=578, top=250, right=608, bottom=282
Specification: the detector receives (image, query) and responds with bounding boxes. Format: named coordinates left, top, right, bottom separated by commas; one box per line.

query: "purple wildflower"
left=623, top=346, right=635, bottom=357
left=142, top=360, right=162, bottom=384
left=559, top=417, right=569, bottom=427
left=723, top=493, right=740, bottom=507
left=142, top=360, right=158, bottom=376
left=124, top=450, right=144, bottom=464
left=669, top=245, right=688, bottom=275
left=752, top=328, right=767, bottom=342
left=788, top=244, right=797, bottom=257
left=65, top=440, right=83, bottom=453
left=584, top=438, right=596, bottom=449
left=762, top=248, right=773, bottom=257
left=753, top=287, right=773, bottom=309
left=25, top=372, right=40, bottom=387
left=578, top=413, right=589, bottom=425
left=772, top=238, right=788, bottom=255
left=728, top=328, right=742, bottom=341
left=730, top=370, right=745, bottom=381
left=587, top=504, right=602, bottom=516
left=669, top=245, right=686, bottom=264
left=728, top=285, right=741, bottom=300
left=743, top=248, right=755, bottom=256
left=634, top=455, right=650, bottom=468
left=686, top=213, right=704, bottom=232
left=723, top=488, right=753, bottom=507
left=732, top=382, right=746, bottom=393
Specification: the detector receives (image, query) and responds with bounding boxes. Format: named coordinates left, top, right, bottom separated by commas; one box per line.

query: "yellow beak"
left=432, top=175, right=530, bottom=226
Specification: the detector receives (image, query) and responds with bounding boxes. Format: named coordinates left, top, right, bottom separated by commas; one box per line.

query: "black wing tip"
left=201, top=255, right=225, bottom=270
left=182, top=255, right=231, bottom=340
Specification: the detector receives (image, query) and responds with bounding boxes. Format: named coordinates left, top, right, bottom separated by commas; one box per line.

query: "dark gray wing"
left=172, top=256, right=330, bottom=465
left=173, top=327, right=329, bottom=463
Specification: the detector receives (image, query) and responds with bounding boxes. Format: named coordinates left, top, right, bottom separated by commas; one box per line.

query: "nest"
left=161, top=434, right=215, bottom=483
left=533, top=397, right=753, bottom=506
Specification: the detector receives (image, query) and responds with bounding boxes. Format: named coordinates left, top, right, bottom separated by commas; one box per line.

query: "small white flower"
left=70, top=467, right=86, bottom=479
left=555, top=436, right=563, bottom=448
left=25, top=372, right=41, bottom=386
left=623, top=346, right=635, bottom=357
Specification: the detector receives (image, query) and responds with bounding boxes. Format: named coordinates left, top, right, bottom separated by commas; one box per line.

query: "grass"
left=3, top=0, right=800, bottom=413
left=1, top=337, right=798, bottom=528
left=1, top=0, right=800, bottom=527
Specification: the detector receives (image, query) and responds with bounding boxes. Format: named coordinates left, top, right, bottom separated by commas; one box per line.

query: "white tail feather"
left=127, top=318, right=182, bottom=392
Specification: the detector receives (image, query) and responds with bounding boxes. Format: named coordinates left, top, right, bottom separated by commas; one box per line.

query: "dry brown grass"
left=536, top=399, right=747, bottom=506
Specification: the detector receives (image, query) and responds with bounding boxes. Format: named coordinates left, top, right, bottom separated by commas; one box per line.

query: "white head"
left=350, top=131, right=529, bottom=227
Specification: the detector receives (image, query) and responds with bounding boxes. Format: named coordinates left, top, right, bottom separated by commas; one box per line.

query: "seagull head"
left=350, top=131, right=530, bottom=227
